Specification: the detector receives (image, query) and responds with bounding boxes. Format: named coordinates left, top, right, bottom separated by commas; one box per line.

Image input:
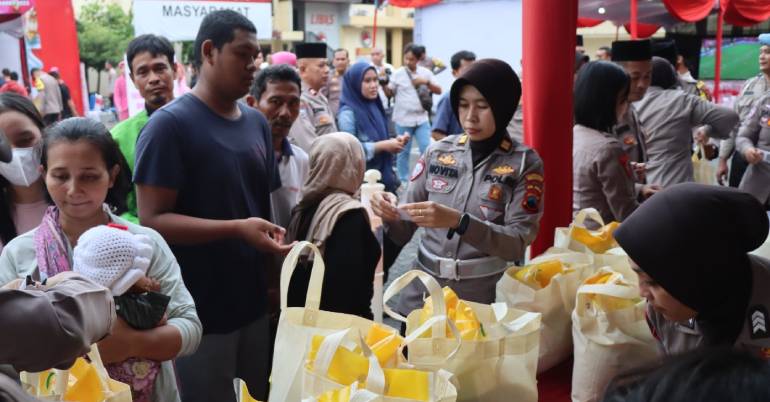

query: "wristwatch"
left=447, top=213, right=471, bottom=239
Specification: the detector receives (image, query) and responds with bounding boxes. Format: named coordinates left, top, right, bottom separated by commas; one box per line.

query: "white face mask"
left=0, top=147, right=42, bottom=187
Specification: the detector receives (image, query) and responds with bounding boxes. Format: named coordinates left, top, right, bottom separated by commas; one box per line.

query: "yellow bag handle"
left=281, top=241, right=325, bottom=310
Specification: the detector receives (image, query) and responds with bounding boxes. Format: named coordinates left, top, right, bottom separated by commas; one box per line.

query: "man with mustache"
left=111, top=34, right=177, bottom=223
left=246, top=64, right=308, bottom=228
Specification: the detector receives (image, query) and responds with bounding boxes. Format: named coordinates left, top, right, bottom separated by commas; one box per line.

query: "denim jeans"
left=395, top=121, right=431, bottom=183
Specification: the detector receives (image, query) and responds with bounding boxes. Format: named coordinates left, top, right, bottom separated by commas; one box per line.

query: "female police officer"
left=371, top=59, right=544, bottom=316
left=614, top=183, right=770, bottom=358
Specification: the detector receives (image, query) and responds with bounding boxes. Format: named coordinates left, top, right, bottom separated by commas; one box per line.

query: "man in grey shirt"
left=32, top=68, right=63, bottom=126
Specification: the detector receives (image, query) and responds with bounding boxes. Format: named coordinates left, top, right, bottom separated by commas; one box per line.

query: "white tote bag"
left=571, top=268, right=658, bottom=402
left=496, top=248, right=594, bottom=373
left=692, top=145, right=718, bottom=186
left=386, top=270, right=542, bottom=402
left=554, top=209, right=637, bottom=284
left=268, top=241, right=384, bottom=402
left=302, top=328, right=458, bottom=402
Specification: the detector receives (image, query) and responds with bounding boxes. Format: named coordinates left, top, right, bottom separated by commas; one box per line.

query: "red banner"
left=31, top=0, right=83, bottom=115
left=389, top=0, right=440, bottom=8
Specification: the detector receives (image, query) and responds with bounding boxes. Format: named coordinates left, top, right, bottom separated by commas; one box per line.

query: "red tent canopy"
left=661, top=0, right=713, bottom=22
left=622, top=22, right=661, bottom=38
left=724, top=0, right=770, bottom=27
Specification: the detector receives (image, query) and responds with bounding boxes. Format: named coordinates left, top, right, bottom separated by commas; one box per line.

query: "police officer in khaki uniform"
left=288, top=43, right=338, bottom=152
left=611, top=40, right=661, bottom=198
left=635, top=57, right=738, bottom=188
left=573, top=61, right=657, bottom=224
left=736, top=90, right=770, bottom=206
left=371, top=59, right=543, bottom=314
left=615, top=183, right=770, bottom=359
left=718, top=34, right=770, bottom=187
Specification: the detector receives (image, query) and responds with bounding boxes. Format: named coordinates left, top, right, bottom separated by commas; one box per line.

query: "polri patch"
left=749, top=305, right=769, bottom=339
left=623, top=134, right=637, bottom=146
left=410, top=158, right=426, bottom=181
left=430, top=177, right=449, bottom=192
left=487, top=185, right=503, bottom=201
left=521, top=173, right=544, bottom=214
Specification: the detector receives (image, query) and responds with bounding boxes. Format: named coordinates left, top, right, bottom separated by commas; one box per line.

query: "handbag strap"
left=280, top=241, right=325, bottom=310
left=312, top=328, right=386, bottom=395
left=383, top=270, right=446, bottom=337
left=571, top=208, right=605, bottom=230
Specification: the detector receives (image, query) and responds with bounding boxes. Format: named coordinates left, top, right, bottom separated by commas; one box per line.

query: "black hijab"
left=450, top=59, right=521, bottom=166
left=615, top=183, right=769, bottom=345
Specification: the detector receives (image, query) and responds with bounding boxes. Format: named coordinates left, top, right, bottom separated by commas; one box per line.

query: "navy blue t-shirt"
left=432, top=93, right=464, bottom=136
left=134, top=93, right=279, bottom=334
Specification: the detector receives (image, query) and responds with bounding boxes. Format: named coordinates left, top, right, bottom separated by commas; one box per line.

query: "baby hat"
left=73, top=224, right=154, bottom=296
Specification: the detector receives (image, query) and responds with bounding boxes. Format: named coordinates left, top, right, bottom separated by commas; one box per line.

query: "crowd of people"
left=2, top=7, right=770, bottom=402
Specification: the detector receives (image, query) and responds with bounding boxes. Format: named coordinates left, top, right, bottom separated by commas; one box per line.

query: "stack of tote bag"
left=386, top=270, right=541, bottom=402
left=571, top=268, right=658, bottom=402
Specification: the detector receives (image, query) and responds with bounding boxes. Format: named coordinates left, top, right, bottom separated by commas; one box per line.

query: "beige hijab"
left=286, top=132, right=368, bottom=250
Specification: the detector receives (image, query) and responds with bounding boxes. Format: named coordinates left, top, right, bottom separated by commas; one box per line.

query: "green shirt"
left=110, top=110, right=149, bottom=224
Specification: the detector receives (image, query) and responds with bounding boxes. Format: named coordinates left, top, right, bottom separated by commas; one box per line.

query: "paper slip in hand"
left=398, top=208, right=413, bottom=222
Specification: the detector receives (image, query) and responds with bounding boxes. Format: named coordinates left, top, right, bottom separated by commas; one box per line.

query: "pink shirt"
left=113, top=74, right=129, bottom=121
left=0, top=200, right=48, bottom=255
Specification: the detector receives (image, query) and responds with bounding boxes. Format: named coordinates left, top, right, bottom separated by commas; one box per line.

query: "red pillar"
left=630, top=0, right=639, bottom=39
left=523, top=0, right=577, bottom=258
left=714, top=3, right=725, bottom=103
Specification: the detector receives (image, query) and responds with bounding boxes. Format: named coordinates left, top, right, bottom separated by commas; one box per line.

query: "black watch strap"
left=455, top=213, right=470, bottom=236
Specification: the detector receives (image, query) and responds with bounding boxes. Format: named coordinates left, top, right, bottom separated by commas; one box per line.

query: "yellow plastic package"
left=571, top=221, right=621, bottom=253
left=307, top=324, right=404, bottom=386
left=512, top=260, right=569, bottom=289
left=583, top=271, right=638, bottom=311
left=418, top=287, right=483, bottom=340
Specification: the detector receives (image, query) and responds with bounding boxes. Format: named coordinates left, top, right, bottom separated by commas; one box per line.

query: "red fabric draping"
left=622, top=22, right=661, bottom=38
left=724, top=0, right=770, bottom=27
left=388, top=0, right=440, bottom=8
left=577, top=17, right=603, bottom=28
left=662, top=0, right=713, bottom=22
left=31, top=0, right=84, bottom=115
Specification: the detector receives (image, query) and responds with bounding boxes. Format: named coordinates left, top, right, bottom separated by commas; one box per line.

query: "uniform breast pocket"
left=313, top=110, right=334, bottom=128
left=477, top=182, right=512, bottom=222
left=424, top=153, right=462, bottom=194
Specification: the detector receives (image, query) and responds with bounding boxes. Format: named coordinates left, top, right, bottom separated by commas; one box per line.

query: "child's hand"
left=129, top=276, right=161, bottom=293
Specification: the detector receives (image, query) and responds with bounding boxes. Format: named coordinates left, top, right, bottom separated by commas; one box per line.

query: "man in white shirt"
left=383, top=43, right=441, bottom=184
left=246, top=64, right=309, bottom=228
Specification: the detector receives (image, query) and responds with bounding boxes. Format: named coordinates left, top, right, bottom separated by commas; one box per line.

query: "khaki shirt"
left=614, top=106, right=648, bottom=165
left=635, top=86, right=738, bottom=187
left=736, top=91, right=770, bottom=204
left=648, top=256, right=770, bottom=360
left=507, top=104, right=524, bottom=144
left=721, top=75, right=770, bottom=159
left=573, top=124, right=638, bottom=224
left=323, top=70, right=344, bottom=117
left=387, top=134, right=544, bottom=313
left=0, top=274, right=114, bottom=372
left=288, top=82, right=338, bottom=152
left=39, top=73, right=62, bottom=116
